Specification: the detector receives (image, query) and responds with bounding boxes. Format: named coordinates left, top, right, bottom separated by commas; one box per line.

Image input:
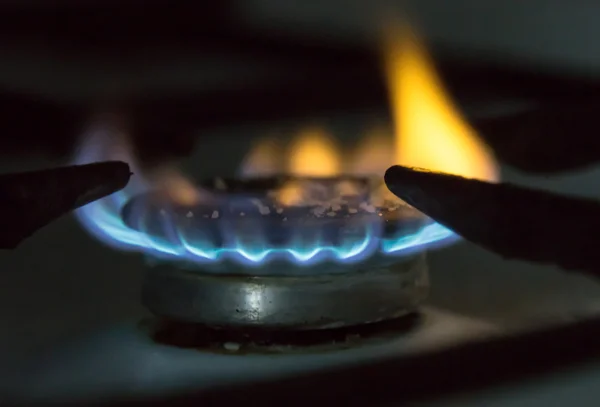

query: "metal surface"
left=142, top=253, right=428, bottom=329
left=7, top=307, right=500, bottom=403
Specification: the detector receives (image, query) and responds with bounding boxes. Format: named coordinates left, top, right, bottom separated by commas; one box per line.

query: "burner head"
left=122, top=176, right=437, bottom=329
left=120, top=175, right=449, bottom=273
left=142, top=252, right=428, bottom=330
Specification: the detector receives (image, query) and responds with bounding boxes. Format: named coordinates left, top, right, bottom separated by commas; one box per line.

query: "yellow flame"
left=152, top=167, right=203, bottom=206
left=240, top=136, right=283, bottom=177
left=287, top=127, right=341, bottom=177
left=349, top=125, right=394, bottom=175
left=239, top=23, right=498, bottom=186
left=277, top=181, right=304, bottom=206
left=384, top=24, right=498, bottom=181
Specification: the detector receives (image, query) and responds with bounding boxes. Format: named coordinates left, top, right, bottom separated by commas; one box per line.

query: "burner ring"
left=120, top=175, right=434, bottom=272
left=142, top=252, right=428, bottom=329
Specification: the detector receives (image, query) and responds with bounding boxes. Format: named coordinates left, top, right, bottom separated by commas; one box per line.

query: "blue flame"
left=73, top=125, right=458, bottom=266
left=74, top=186, right=458, bottom=266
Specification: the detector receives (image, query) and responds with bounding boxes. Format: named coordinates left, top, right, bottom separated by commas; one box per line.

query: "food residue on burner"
left=251, top=198, right=273, bottom=215
left=200, top=177, right=412, bottom=223
left=246, top=178, right=396, bottom=220
left=312, top=207, right=326, bottom=217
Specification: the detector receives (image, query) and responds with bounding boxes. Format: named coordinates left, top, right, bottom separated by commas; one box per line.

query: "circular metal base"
left=142, top=253, right=428, bottom=330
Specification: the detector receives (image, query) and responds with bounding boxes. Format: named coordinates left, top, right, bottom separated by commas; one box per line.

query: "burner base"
left=147, top=312, right=422, bottom=353
left=141, top=253, right=428, bottom=329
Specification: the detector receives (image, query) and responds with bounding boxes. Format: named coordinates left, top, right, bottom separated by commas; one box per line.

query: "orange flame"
left=151, top=167, right=203, bottom=206
left=287, top=127, right=341, bottom=177
left=276, top=181, right=305, bottom=207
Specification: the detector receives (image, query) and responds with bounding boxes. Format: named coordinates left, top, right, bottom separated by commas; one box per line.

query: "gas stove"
left=7, top=52, right=505, bottom=401
left=4, top=7, right=600, bottom=405
left=5, top=133, right=600, bottom=405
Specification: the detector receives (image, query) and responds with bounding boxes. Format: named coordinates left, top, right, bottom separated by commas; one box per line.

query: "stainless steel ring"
left=142, top=253, right=429, bottom=330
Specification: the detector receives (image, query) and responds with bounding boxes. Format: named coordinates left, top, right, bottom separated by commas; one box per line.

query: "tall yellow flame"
left=384, top=25, right=498, bottom=181
left=239, top=23, right=498, bottom=184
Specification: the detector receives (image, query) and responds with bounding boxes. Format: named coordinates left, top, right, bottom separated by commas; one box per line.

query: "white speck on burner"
left=348, top=208, right=358, bottom=214
left=326, top=211, right=336, bottom=217
left=359, top=202, right=376, bottom=213
left=250, top=198, right=272, bottom=216
left=282, top=217, right=287, bottom=221
left=276, top=208, right=284, bottom=214
left=186, top=211, right=194, bottom=218
left=240, top=212, right=245, bottom=216
left=159, top=209, right=167, bottom=215
left=223, top=342, right=241, bottom=352
left=312, top=207, right=326, bottom=217
left=211, top=210, right=219, bottom=219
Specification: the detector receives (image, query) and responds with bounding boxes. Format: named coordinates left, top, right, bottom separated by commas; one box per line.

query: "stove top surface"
left=7, top=307, right=499, bottom=403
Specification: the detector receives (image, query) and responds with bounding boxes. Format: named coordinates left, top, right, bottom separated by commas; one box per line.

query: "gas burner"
left=120, top=175, right=443, bottom=271
left=117, top=175, right=437, bottom=330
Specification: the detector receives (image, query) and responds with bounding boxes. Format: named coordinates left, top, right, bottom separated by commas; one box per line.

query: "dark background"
left=2, top=1, right=600, bottom=404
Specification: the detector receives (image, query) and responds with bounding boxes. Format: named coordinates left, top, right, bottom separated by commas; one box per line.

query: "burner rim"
left=141, top=252, right=428, bottom=330
left=120, top=175, right=433, bottom=268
